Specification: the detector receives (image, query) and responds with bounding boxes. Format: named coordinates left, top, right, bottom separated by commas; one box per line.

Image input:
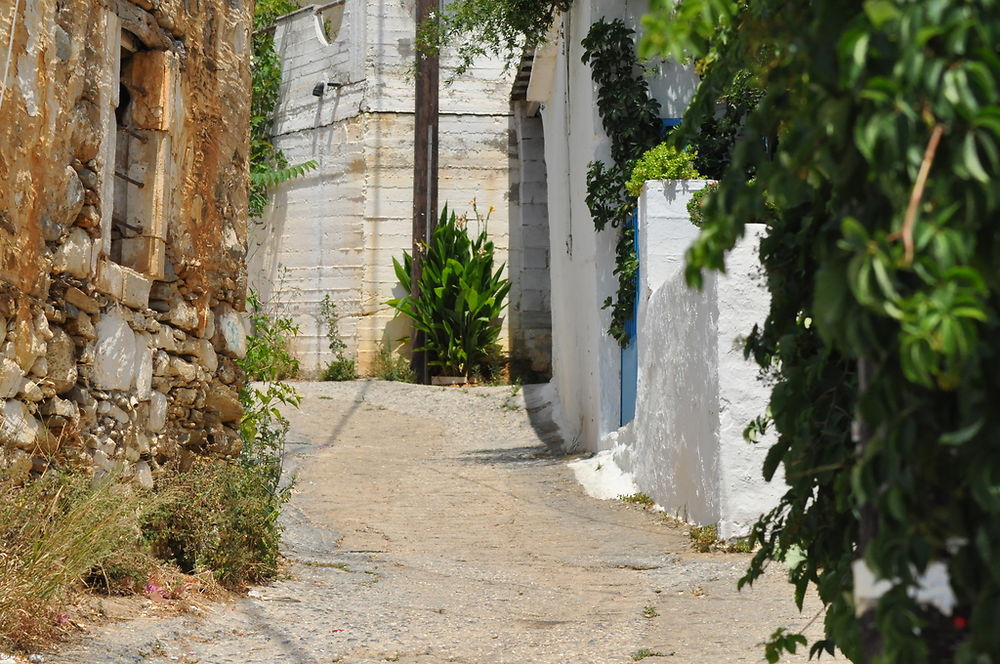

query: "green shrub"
left=144, top=459, right=288, bottom=589
left=625, top=143, right=702, bottom=196
left=387, top=205, right=511, bottom=378
left=371, top=345, right=416, bottom=383
left=322, top=357, right=357, bottom=381
left=686, top=181, right=718, bottom=228
left=319, top=294, right=357, bottom=381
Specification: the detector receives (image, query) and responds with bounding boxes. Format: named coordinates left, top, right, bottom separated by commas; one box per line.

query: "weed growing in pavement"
left=320, top=295, right=357, bottom=381
left=689, top=524, right=719, bottom=552
left=632, top=649, right=665, bottom=661
left=688, top=523, right=755, bottom=553
left=618, top=493, right=655, bottom=507
left=371, top=344, right=416, bottom=382
left=642, top=605, right=659, bottom=618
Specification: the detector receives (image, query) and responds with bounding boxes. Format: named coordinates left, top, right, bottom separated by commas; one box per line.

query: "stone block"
left=147, top=391, right=167, bottom=432
left=45, top=327, right=78, bottom=394
left=64, top=286, right=101, bottom=315
left=11, top=314, right=46, bottom=372
left=53, top=228, right=95, bottom=279
left=204, top=384, right=241, bottom=423
left=0, top=400, right=45, bottom=451
left=95, top=261, right=151, bottom=309
left=40, top=397, right=80, bottom=422
left=184, top=338, right=218, bottom=374
left=151, top=325, right=178, bottom=353
left=134, top=332, right=153, bottom=400
left=66, top=312, right=96, bottom=340
left=134, top=461, right=153, bottom=491
left=121, top=268, right=152, bottom=309
left=197, top=308, right=216, bottom=340
left=93, top=310, right=138, bottom=391
left=168, top=356, right=197, bottom=383
left=0, top=358, right=24, bottom=398
left=47, top=165, right=86, bottom=228
left=167, top=299, right=199, bottom=331
left=18, top=378, right=44, bottom=402
left=214, top=305, right=247, bottom=359
left=29, top=355, right=48, bottom=377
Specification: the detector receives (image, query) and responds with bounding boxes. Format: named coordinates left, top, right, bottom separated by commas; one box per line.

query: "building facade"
left=249, top=1, right=552, bottom=377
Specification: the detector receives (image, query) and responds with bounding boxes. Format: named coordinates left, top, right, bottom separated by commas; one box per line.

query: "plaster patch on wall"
left=567, top=440, right=638, bottom=501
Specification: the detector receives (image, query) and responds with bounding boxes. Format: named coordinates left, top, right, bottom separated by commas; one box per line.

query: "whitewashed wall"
left=605, top=182, right=783, bottom=539
left=531, top=0, right=698, bottom=449
left=248, top=1, right=515, bottom=375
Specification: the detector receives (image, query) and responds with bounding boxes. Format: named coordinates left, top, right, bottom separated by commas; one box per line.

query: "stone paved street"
left=55, top=381, right=823, bottom=664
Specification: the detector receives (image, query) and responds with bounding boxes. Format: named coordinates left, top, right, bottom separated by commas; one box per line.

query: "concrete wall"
left=530, top=0, right=698, bottom=449
left=608, top=182, right=783, bottom=539
left=507, top=104, right=552, bottom=377
left=249, top=1, right=516, bottom=375
left=0, top=0, right=252, bottom=484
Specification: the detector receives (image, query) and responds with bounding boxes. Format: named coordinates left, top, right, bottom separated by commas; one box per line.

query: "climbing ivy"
left=642, top=0, right=1000, bottom=662
left=582, top=19, right=665, bottom=346
left=250, top=0, right=316, bottom=217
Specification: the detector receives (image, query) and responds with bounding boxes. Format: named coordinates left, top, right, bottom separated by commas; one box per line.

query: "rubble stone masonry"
left=0, top=0, right=253, bottom=485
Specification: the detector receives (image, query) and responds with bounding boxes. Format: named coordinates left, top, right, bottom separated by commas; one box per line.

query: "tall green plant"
left=387, top=206, right=511, bottom=377
left=643, top=0, right=1000, bottom=661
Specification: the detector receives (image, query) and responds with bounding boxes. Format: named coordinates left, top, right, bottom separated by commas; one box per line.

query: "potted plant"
left=387, top=205, right=510, bottom=383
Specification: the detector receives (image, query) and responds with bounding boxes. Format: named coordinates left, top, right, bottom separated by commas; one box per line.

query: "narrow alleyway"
left=56, top=382, right=822, bottom=664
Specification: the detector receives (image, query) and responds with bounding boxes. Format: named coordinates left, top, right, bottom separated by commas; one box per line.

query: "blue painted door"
left=620, top=210, right=639, bottom=426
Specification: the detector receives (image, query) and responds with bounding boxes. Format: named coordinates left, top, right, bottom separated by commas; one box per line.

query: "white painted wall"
left=532, top=1, right=698, bottom=449
left=607, top=182, right=783, bottom=539
left=249, top=1, right=515, bottom=375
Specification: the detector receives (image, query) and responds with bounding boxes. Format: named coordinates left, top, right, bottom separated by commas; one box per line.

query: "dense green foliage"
left=582, top=19, right=665, bottom=346
left=388, top=206, right=511, bottom=377
left=423, top=0, right=572, bottom=77
left=250, top=0, right=316, bottom=217
left=145, top=458, right=286, bottom=588
left=685, top=182, right=717, bottom=228
left=625, top=143, right=702, bottom=197
left=642, top=0, right=1000, bottom=661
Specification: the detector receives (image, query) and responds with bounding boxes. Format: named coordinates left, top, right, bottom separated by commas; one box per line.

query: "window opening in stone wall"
left=110, top=26, right=170, bottom=280
left=111, top=35, right=141, bottom=266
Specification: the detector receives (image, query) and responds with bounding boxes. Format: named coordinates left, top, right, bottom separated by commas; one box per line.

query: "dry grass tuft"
left=0, top=471, right=146, bottom=650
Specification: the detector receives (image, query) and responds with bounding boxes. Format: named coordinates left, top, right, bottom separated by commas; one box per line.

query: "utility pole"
left=410, top=0, right=440, bottom=385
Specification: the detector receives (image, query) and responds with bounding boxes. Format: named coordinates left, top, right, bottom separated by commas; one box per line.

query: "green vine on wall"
left=250, top=0, right=317, bottom=217
left=643, top=0, right=1000, bottom=661
left=582, top=19, right=665, bottom=346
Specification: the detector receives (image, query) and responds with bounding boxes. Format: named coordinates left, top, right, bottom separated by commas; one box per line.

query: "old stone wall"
left=0, top=0, right=252, bottom=484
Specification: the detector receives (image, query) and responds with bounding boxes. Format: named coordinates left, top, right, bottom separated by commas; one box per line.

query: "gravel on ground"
left=53, top=380, right=824, bottom=664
